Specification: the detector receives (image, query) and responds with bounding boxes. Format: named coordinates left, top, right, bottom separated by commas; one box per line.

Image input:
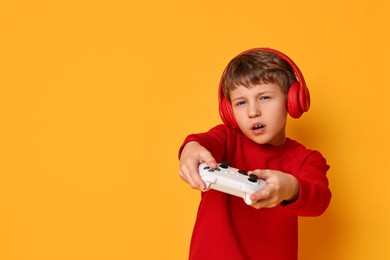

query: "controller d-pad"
left=203, top=166, right=221, bottom=172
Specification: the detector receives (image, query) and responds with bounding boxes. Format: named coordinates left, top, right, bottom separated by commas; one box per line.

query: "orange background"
left=1, top=0, right=389, bottom=259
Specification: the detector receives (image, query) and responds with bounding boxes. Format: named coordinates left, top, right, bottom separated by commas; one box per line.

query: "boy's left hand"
left=248, top=169, right=300, bottom=209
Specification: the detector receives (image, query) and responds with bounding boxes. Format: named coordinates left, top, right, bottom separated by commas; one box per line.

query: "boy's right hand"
left=179, top=141, right=217, bottom=191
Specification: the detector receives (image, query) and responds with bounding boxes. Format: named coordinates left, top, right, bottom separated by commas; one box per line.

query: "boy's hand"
left=248, top=169, right=299, bottom=209
left=179, top=141, right=218, bottom=191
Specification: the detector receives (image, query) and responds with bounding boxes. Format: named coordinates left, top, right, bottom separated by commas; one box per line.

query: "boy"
left=178, top=48, right=331, bottom=260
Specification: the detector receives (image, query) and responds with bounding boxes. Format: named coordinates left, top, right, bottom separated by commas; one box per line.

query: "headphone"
left=218, top=47, right=310, bottom=129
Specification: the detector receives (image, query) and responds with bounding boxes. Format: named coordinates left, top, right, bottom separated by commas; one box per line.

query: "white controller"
left=198, top=162, right=266, bottom=205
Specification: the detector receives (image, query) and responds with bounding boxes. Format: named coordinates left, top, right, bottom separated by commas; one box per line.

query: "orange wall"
left=0, top=1, right=389, bottom=259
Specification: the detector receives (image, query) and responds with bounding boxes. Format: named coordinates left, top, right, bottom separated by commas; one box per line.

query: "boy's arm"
left=282, top=151, right=331, bottom=216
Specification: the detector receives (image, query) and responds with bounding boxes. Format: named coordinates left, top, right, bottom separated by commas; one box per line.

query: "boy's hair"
left=221, top=50, right=297, bottom=102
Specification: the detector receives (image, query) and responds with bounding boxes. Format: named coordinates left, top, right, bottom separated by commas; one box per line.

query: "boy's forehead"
left=230, top=83, right=282, bottom=93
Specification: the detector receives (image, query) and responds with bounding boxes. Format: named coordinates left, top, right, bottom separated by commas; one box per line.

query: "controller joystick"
left=248, top=174, right=258, bottom=183
left=219, top=161, right=229, bottom=169
left=198, top=162, right=266, bottom=205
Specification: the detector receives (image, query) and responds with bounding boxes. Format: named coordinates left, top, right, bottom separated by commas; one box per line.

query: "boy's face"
left=230, top=83, right=288, bottom=146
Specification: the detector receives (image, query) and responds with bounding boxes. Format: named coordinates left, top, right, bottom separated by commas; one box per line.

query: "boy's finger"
left=187, top=163, right=206, bottom=190
left=250, top=184, right=272, bottom=202
left=200, top=152, right=218, bottom=169
left=249, top=169, right=271, bottom=179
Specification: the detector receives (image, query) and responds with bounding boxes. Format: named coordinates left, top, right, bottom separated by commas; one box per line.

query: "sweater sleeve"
left=282, top=150, right=331, bottom=216
left=178, top=124, right=230, bottom=162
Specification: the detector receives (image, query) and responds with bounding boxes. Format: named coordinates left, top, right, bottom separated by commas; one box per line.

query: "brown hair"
left=221, top=49, right=297, bottom=102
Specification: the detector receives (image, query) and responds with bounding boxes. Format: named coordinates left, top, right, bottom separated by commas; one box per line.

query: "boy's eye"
left=235, top=101, right=246, bottom=106
left=260, top=96, right=271, bottom=100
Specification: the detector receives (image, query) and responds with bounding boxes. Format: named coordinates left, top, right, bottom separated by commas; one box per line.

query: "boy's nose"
left=248, top=104, right=261, bottom=118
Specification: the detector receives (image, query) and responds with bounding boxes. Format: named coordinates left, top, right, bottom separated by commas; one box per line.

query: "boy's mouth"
left=252, top=124, right=265, bottom=130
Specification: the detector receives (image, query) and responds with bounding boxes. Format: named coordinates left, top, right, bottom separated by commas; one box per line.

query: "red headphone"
left=218, top=47, right=310, bottom=129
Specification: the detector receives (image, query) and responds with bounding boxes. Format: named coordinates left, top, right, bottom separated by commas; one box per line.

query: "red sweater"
left=180, top=124, right=331, bottom=260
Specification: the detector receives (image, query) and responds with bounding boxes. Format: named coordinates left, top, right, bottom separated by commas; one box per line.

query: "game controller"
left=198, top=161, right=266, bottom=205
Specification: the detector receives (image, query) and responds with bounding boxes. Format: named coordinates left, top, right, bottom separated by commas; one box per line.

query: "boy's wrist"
left=284, top=175, right=300, bottom=204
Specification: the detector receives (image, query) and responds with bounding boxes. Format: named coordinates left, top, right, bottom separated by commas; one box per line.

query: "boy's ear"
left=219, top=96, right=239, bottom=129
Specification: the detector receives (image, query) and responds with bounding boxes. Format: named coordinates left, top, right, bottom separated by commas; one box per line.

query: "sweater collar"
left=240, top=132, right=294, bottom=153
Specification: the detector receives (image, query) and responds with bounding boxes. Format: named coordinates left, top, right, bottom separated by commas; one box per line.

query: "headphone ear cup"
left=299, top=84, right=310, bottom=114
left=287, top=81, right=303, bottom=119
left=288, top=81, right=311, bottom=118
left=219, top=97, right=239, bottom=129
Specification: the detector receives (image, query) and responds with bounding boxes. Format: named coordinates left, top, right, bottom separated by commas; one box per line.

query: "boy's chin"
left=250, top=135, right=286, bottom=146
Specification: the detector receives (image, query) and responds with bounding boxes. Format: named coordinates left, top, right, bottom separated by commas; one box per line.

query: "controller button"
left=238, top=170, right=248, bottom=176
left=219, top=161, right=229, bottom=169
left=248, top=174, right=258, bottom=183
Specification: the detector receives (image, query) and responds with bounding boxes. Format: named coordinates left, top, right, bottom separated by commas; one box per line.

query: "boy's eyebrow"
left=231, top=91, right=274, bottom=101
left=231, top=96, right=244, bottom=102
